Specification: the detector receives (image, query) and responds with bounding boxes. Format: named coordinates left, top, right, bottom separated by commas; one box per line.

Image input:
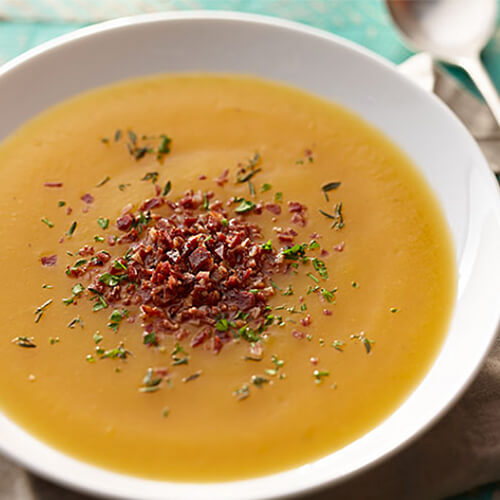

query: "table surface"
left=0, top=1, right=499, bottom=499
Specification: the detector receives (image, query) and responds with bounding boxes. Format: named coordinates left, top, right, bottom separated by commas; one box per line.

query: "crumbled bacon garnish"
left=41, top=255, right=57, bottom=266
left=334, top=241, right=345, bottom=252
left=265, top=203, right=281, bottom=215
left=214, top=169, right=229, bottom=187
left=288, top=201, right=308, bottom=227
left=80, top=190, right=290, bottom=352
left=44, top=182, right=63, bottom=188
left=323, top=309, right=332, bottom=316
left=300, top=314, right=311, bottom=327
left=274, top=227, right=298, bottom=243
left=66, top=207, right=72, bottom=215
left=292, top=330, right=305, bottom=339
left=78, top=245, right=95, bottom=256
left=81, top=193, right=94, bottom=204
left=198, top=175, right=207, bottom=181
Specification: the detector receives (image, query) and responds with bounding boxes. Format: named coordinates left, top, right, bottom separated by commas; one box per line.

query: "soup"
left=0, top=75, right=455, bottom=481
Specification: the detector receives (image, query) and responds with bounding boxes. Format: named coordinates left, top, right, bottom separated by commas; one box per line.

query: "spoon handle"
left=459, top=56, right=500, bottom=127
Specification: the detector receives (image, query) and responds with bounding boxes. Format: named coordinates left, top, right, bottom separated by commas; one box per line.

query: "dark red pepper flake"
left=44, top=182, right=63, bottom=188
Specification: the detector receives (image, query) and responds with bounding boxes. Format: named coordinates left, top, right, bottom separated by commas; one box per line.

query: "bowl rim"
left=0, top=9, right=499, bottom=500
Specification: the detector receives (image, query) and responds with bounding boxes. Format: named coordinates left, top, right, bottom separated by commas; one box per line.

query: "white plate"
left=0, top=11, right=499, bottom=500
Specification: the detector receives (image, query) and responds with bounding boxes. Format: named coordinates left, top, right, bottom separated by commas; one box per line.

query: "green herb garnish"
left=96, top=176, right=110, bottom=187
left=66, top=221, right=77, bottom=236
left=41, top=217, right=54, bottom=228
left=321, top=181, right=341, bottom=202
left=282, top=243, right=307, bottom=260
left=233, top=384, right=250, bottom=401
left=34, top=299, right=53, bottom=323
left=162, top=180, right=172, bottom=196
left=107, top=309, right=128, bottom=332
left=97, top=217, right=109, bottom=230
left=234, top=199, right=256, bottom=214
left=313, top=369, right=330, bottom=384
left=12, top=336, right=36, bottom=348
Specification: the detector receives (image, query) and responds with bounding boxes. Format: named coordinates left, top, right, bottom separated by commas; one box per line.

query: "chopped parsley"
left=97, top=217, right=109, bottom=230
left=233, top=384, right=250, bottom=401
left=107, top=309, right=128, bottom=332
left=141, top=172, right=159, bottom=184
left=261, top=183, right=272, bottom=192
left=96, top=176, right=110, bottom=187
left=162, top=180, right=172, bottom=196
left=12, top=336, right=36, bottom=348
left=183, top=370, right=202, bottom=383
left=312, top=257, right=328, bottom=279
left=34, top=299, right=53, bottom=323
left=234, top=198, right=256, bottom=214
left=313, top=369, right=330, bottom=384
left=350, top=332, right=375, bottom=354
left=332, top=340, right=345, bottom=351
left=41, top=217, right=54, bottom=228
left=321, top=181, right=341, bottom=202
left=282, top=243, right=307, bottom=261
left=66, top=221, right=77, bottom=237
left=100, top=342, right=132, bottom=360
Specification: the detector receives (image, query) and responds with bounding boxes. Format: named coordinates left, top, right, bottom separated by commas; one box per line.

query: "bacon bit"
left=310, top=357, right=318, bottom=365
left=320, top=249, right=329, bottom=257
left=191, top=329, right=210, bottom=347
left=292, top=330, right=305, bottom=339
left=176, top=329, right=189, bottom=340
left=78, top=245, right=95, bottom=256
left=265, top=203, right=281, bottom=215
left=300, top=314, right=312, bottom=327
left=334, top=241, right=345, bottom=252
left=140, top=197, right=164, bottom=211
left=213, top=335, right=223, bottom=354
left=155, top=367, right=169, bottom=377
left=275, top=227, right=298, bottom=243
left=81, top=193, right=94, bottom=204
left=214, top=169, right=229, bottom=187
left=198, top=174, right=207, bottom=181
left=116, top=213, right=134, bottom=231
left=41, top=255, right=57, bottom=266
left=288, top=201, right=308, bottom=227
left=44, top=182, right=63, bottom=188
left=310, top=232, right=321, bottom=239
left=155, top=184, right=162, bottom=196
left=66, top=206, right=72, bottom=215
left=107, top=235, right=116, bottom=246
left=323, top=309, right=332, bottom=316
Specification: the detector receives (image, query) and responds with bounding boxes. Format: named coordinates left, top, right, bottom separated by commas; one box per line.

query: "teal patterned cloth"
left=0, top=1, right=498, bottom=499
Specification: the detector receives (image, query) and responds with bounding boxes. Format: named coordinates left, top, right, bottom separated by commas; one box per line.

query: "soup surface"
left=0, top=75, right=455, bottom=481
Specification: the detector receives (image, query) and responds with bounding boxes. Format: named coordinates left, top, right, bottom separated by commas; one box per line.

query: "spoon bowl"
left=387, top=0, right=497, bottom=60
left=387, top=0, right=500, bottom=125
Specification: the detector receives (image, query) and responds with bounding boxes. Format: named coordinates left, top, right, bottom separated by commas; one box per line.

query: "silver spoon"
left=386, top=0, right=500, bottom=126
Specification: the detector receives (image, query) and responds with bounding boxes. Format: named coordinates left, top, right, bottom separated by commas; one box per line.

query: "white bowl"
left=0, top=11, right=499, bottom=500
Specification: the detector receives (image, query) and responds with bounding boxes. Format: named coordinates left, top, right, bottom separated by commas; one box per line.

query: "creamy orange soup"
left=0, top=75, right=455, bottom=481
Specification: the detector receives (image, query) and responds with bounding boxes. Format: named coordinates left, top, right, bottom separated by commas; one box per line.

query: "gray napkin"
left=0, top=64, right=498, bottom=500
